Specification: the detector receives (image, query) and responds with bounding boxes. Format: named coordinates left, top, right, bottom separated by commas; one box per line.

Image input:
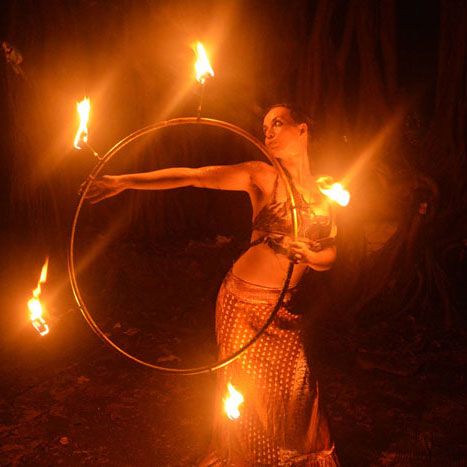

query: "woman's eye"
left=263, top=119, right=283, bottom=135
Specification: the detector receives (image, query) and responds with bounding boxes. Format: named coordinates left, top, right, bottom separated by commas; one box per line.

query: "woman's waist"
left=222, top=269, right=299, bottom=304
left=231, top=245, right=308, bottom=290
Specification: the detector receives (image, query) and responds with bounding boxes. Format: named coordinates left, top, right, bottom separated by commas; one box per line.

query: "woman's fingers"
left=292, top=253, right=303, bottom=263
left=288, top=241, right=307, bottom=252
left=288, top=241, right=311, bottom=263
left=88, top=192, right=112, bottom=204
left=80, top=176, right=120, bottom=203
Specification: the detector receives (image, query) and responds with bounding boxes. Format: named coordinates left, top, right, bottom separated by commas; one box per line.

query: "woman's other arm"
left=288, top=242, right=337, bottom=271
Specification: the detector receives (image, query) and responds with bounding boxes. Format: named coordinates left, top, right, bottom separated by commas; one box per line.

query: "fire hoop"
left=68, top=117, right=298, bottom=375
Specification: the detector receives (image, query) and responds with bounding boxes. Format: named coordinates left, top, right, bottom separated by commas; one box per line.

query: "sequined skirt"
left=210, top=271, right=339, bottom=466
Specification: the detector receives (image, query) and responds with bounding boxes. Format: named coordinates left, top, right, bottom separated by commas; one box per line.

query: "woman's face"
left=262, top=106, right=307, bottom=160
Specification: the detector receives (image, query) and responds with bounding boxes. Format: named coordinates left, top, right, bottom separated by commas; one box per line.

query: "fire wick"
left=197, top=82, right=206, bottom=120
left=79, top=140, right=102, bottom=160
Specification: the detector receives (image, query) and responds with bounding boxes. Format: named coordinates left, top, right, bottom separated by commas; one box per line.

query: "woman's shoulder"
left=245, top=161, right=277, bottom=192
left=240, top=160, right=275, bottom=173
left=241, top=160, right=275, bottom=177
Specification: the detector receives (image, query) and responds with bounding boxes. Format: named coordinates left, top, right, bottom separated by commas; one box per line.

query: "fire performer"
left=85, top=104, right=339, bottom=466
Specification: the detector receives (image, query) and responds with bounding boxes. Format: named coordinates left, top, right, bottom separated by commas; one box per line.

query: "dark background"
left=0, top=1, right=465, bottom=465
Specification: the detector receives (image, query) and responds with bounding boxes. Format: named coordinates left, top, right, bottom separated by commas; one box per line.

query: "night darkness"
left=0, top=1, right=466, bottom=465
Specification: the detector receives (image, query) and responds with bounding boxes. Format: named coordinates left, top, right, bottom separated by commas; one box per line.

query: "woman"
left=86, top=104, right=339, bottom=466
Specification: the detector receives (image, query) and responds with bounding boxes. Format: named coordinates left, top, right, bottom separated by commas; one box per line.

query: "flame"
left=193, top=42, right=214, bottom=84
left=74, top=97, right=91, bottom=149
left=317, top=176, right=350, bottom=207
left=28, top=258, right=49, bottom=336
left=223, top=383, right=244, bottom=420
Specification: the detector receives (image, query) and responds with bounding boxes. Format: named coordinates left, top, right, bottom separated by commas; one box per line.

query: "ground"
left=1, top=232, right=466, bottom=466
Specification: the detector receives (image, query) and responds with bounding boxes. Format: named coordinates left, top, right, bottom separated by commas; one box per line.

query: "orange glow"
left=28, top=258, right=49, bottom=336
left=193, top=42, right=214, bottom=84
left=223, top=382, right=244, bottom=420
left=317, top=176, right=350, bottom=207
left=74, top=97, right=91, bottom=149
left=342, top=111, right=403, bottom=185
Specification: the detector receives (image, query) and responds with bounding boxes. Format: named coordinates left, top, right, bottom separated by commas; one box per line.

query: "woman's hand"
left=288, top=240, right=314, bottom=264
left=82, top=175, right=126, bottom=204
left=288, top=239, right=336, bottom=271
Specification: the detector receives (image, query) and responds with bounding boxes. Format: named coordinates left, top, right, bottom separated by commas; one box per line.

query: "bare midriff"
left=231, top=231, right=307, bottom=289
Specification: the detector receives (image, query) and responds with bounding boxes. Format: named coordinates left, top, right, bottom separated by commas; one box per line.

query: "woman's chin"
left=274, top=152, right=294, bottom=162
left=270, top=149, right=285, bottom=159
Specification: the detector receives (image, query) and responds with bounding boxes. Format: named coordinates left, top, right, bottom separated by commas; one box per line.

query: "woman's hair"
left=263, top=103, right=314, bottom=129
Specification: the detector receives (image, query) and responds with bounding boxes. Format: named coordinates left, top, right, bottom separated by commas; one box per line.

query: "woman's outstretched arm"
left=85, top=161, right=271, bottom=204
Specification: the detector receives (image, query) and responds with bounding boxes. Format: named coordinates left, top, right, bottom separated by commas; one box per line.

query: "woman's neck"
left=278, top=154, right=313, bottom=186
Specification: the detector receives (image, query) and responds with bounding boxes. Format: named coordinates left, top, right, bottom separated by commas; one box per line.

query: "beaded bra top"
left=251, top=175, right=334, bottom=253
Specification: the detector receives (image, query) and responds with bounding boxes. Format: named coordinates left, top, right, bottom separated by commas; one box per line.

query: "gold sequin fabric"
left=210, top=271, right=339, bottom=466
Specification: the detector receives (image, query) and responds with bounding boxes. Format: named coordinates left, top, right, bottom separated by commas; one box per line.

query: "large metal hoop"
left=68, top=117, right=298, bottom=375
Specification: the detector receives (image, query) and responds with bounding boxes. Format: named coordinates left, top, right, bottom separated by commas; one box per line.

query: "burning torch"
left=316, top=176, right=350, bottom=207
left=224, top=382, right=244, bottom=420
left=193, top=42, right=214, bottom=118
left=28, top=258, right=50, bottom=336
left=74, top=96, right=100, bottom=159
